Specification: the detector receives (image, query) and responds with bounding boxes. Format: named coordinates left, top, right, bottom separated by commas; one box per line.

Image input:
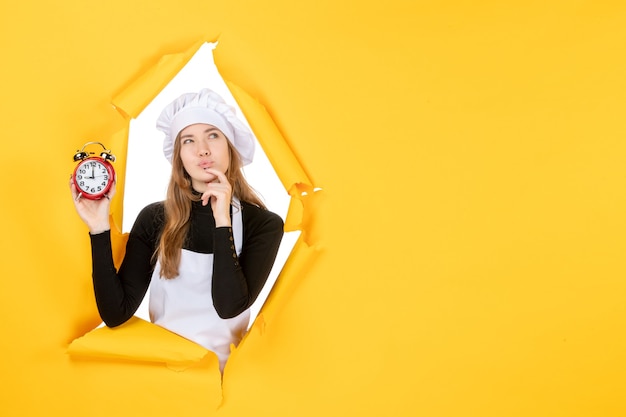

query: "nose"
left=198, top=144, right=210, bottom=156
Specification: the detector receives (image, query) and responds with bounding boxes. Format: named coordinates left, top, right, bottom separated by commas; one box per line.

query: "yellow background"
left=1, top=1, right=625, bottom=416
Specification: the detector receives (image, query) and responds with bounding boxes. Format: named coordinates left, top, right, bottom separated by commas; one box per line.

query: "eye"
left=208, top=132, right=219, bottom=139
left=181, top=138, right=194, bottom=144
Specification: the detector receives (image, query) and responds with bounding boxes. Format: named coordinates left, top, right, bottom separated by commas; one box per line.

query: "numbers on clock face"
left=75, top=159, right=111, bottom=195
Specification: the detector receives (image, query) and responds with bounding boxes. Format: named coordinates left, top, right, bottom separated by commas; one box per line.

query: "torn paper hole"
left=71, top=41, right=320, bottom=375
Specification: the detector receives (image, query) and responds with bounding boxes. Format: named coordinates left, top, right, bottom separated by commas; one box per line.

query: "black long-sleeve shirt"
left=90, top=199, right=284, bottom=326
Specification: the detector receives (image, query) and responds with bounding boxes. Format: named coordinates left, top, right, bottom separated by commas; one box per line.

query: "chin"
left=191, top=175, right=215, bottom=187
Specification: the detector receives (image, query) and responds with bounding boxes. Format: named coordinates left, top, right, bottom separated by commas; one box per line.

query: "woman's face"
left=178, top=123, right=230, bottom=192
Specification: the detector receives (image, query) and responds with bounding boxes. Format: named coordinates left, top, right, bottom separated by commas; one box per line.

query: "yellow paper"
left=2, top=1, right=626, bottom=416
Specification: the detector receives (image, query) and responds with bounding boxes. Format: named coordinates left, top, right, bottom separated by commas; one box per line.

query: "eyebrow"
left=180, top=127, right=220, bottom=139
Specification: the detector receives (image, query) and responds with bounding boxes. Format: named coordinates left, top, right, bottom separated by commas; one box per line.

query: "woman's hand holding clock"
left=70, top=177, right=116, bottom=235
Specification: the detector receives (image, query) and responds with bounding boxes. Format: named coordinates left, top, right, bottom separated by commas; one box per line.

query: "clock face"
left=73, top=158, right=114, bottom=199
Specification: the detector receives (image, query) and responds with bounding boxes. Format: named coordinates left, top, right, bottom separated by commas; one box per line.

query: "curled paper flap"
left=225, top=81, right=321, bottom=243
left=225, top=81, right=312, bottom=193
left=67, top=317, right=214, bottom=371
left=112, top=39, right=208, bottom=119
left=107, top=127, right=129, bottom=236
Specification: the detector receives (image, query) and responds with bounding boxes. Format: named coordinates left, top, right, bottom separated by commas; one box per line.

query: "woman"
left=70, top=89, right=284, bottom=370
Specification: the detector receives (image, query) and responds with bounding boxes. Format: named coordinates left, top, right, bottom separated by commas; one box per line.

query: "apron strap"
left=231, top=197, right=243, bottom=256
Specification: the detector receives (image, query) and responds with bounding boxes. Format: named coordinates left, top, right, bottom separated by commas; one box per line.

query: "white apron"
left=148, top=200, right=248, bottom=370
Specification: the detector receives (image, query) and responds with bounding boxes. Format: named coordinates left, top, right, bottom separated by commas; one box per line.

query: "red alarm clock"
left=72, top=141, right=116, bottom=200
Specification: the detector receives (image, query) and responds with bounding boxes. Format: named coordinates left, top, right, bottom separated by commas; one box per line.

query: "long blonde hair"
left=156, top=133, right=266, bottom=278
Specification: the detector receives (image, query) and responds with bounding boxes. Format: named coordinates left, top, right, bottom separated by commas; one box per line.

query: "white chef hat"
left=156, top=88, right=255, bottom=165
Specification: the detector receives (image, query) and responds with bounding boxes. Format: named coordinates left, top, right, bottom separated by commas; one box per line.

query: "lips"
left=198, top=160, right=214, bottom=170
